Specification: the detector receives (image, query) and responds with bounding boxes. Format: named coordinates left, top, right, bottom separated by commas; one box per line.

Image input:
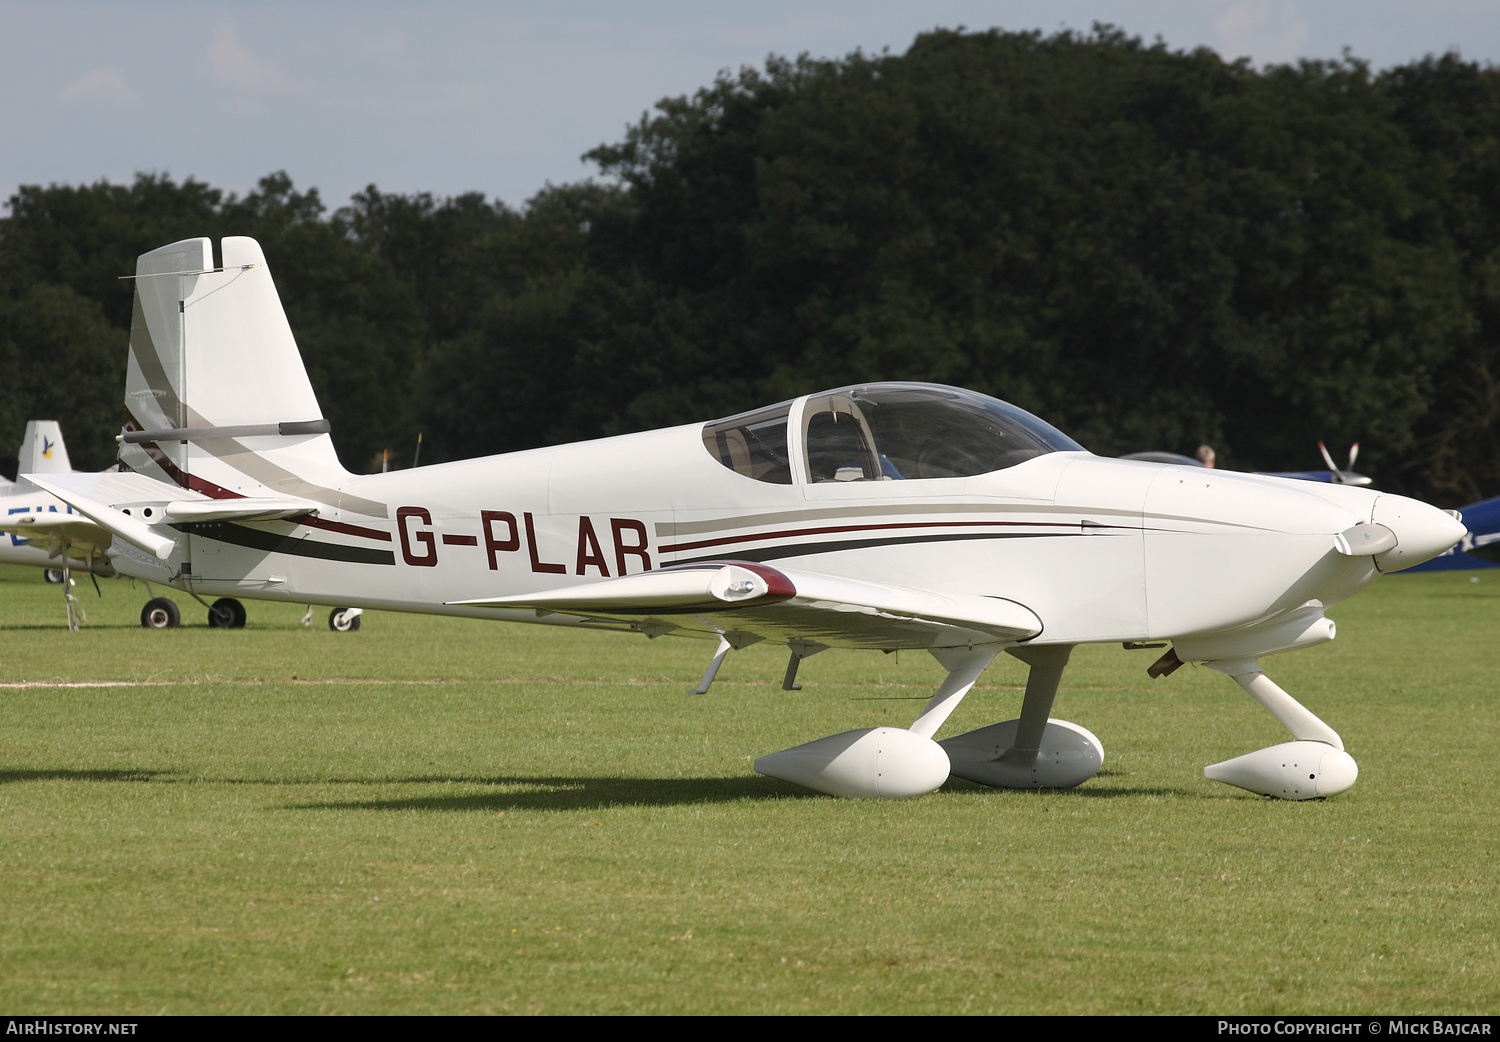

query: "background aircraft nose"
left=1371, top=494, right=1467, bottom=572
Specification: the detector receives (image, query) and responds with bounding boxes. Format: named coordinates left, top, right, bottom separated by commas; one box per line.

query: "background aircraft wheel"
left=208, top=597, right=247, bottom=629
left=329, top=608, right=361, bottom=632
left=140, top=598, right=180, bottom=629
left=43, top=569, right=65, bottom=583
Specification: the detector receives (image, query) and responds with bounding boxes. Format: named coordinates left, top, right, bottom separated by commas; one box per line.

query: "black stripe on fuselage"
left=669, top=529, right=1094, bottom=565
left=177, top=521, right=396, bottom=565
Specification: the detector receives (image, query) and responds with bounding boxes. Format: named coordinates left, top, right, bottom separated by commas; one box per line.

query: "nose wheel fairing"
left=1196, top=659, right=1358, bottom=799
left=1204, top=741, right=1358, bottom=800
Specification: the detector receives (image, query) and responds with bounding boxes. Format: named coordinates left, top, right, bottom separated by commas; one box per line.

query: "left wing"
left=452, top=561, right=1042, bottom=650
left=0, top=504, right=115, bottom=560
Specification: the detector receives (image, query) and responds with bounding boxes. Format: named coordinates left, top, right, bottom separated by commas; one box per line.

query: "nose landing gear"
left=1200, top=659, right=1358, bottom=799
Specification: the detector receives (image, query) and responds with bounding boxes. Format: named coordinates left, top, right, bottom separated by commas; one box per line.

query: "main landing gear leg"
left=938, top=644, right=1104, bottom=789
left=58, top=557, right=84, bottom=632
left=1201, top=659, right=1357, bottom=799
left=752, top=646, right=1000, bottom=799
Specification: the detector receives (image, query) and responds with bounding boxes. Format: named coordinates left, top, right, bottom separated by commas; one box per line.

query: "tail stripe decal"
left=123, top=408, right=391, bottom=543
left=177, top=522, right=395, bottom=565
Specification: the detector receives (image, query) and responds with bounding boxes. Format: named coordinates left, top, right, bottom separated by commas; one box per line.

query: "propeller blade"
left=1318, top=440, right=1338, bottom=472
left=1347, top=442, right=1360, bottom=469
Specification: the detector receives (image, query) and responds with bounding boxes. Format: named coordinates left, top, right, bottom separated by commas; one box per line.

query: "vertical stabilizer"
left=19, top=421, right=73, bottom=475
left=120, top=236, right=361, bottom=513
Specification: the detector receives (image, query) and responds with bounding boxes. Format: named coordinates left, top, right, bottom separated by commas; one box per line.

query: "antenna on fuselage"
left=412, top=432, right=423, bottom=469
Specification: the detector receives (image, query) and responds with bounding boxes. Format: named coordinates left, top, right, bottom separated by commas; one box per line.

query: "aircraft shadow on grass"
left=281, top=768, right=1187, bottom=813
left=0, top=768, right=171, bottom=784
left=0, top=765, right=1207, bottom=804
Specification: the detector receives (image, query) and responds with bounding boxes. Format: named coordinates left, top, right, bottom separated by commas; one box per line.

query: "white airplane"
left=0, top=420, right=366, bottom=632
left=0, top=420, right=258, bottom=629
left=0, top=421, right=121, bottom=628
left=30, top=236, right=1465, bottom=800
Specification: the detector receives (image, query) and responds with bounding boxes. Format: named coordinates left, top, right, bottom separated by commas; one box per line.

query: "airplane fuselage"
left=102, top=421, right=1395, bottom=652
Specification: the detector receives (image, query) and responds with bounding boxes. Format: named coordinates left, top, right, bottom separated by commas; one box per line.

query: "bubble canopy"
left=701, top=383, right=1084, bottom=484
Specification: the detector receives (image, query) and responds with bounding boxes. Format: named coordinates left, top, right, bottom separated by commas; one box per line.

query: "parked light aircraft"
left=1275, top=442, right=1374, bottom=487
left=1404, top=493, right=1500, bottom=572
left=0, top=420, right=364, bottom=632
left=29, top=236, right=1465, bottom=800
left=0, top=421, right=119, bottom=628
left=1123, top=442, right=1372, bottom=486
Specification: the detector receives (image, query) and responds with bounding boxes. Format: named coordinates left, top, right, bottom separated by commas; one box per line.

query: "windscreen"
left=703, top=383, right=1081, bottom=483
left=701, top=400, right=795, bottom=484
left=835, top=384, right=1082, bottom=480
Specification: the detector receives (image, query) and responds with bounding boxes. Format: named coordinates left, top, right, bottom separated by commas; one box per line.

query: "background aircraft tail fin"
left=121, top=237, right=357, bottom=509
left=19, top=420, right=73, bottom=475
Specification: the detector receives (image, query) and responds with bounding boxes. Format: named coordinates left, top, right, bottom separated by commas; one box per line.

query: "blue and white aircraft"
left=0, top=421, right=119, bottom=628
left=1404, top=495, right=1500, bottom=572
left=1124, top=441, right=1372, bottom=486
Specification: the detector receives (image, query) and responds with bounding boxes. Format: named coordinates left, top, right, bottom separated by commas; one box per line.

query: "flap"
left=452, top=562, right=794, bottom=614
left=451, top=561, right=1042, bottom=650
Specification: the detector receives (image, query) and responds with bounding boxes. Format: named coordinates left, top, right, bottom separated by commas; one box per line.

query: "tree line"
left=1, top=27, right=1497, bottom=505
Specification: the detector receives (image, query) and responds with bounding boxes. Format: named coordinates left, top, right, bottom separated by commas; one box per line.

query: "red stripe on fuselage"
left=659, top=518, right=1124, bottom=554
left=123, top=408, right=243, bottom=499
left=122, top=407, right=390, bottom=542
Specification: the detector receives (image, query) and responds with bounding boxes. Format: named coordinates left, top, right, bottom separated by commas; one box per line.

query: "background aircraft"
left=0, top=421, right=117, bottom=628
left=1123, top=442, right=1372, bottom=486
left=1402, top=494, right=1500, bottom=572
left=32, top=236, right=1464, bottom=801
left=0, top=421, right=362, bottom=630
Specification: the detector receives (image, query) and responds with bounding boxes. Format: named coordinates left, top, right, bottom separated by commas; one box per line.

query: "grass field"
left=0, top=564, right=1495, bottom=1014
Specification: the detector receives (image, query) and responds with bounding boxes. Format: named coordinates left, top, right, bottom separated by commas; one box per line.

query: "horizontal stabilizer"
left=120, top=419, right=331, bottom=444
left=22, top=475, right=175, bottom=560
left=164, top=497, right=320, bottom=523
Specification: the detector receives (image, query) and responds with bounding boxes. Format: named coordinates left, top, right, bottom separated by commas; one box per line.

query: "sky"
left=3, top=1, right=1497, bottom=213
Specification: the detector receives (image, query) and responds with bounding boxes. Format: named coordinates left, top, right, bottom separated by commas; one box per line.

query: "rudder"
left=120, top=236, right=355, bottom=506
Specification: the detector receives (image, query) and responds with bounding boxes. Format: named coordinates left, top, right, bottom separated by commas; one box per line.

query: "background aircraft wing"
left=0, top=510, right=115, bottom=557
left=1403, top=494, right=1500, bottom=571
left=452, top=561, right=1042, bottom=650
